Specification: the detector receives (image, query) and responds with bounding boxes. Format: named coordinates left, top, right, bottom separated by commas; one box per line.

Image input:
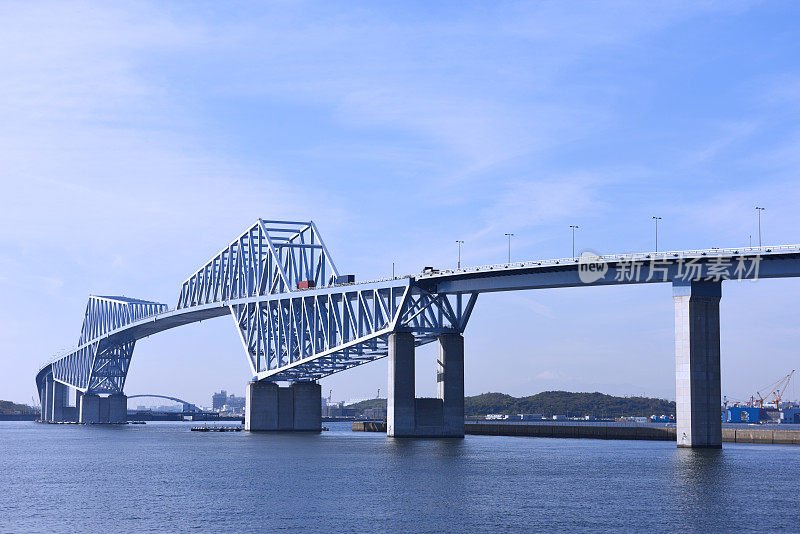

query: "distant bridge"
left=36, top=218, right=800, bottom=447
left=127, top=394, right=200, bottom=413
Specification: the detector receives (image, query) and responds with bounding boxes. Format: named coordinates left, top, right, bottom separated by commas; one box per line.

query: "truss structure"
left=230, top=281, right=477, bottom=381
left=178, top=219, right=339, bottom=308
left=51, top=296, right=166, bottom=393
left=38, top=220, right=478, bottom=394
left=79, top=296, right=167, bottom=344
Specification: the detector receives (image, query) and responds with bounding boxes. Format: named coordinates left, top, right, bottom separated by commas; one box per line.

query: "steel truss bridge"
left=36, top=219, right=800, bottom=441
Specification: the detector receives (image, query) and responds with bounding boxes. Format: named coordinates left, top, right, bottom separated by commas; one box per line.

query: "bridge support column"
left=43, top=375, right=54, bottom=422
left=63, top=388, right=79, bottom=422
left=292, top=382, right=322, bottom=431
left=79, top=393, right=101, bottom=424
left=246, top=381, right=278, bottom=430
left=99, top=396, right=110, bottom=422
left=246, top=381, right=321, bottom=431
left=388, top=332, right=465, bottom=438
left=438, top=334, right=465, bottom=437
left=277, top=386, right=294, bottom=430
left=38, top=384, right=46, bottom=422
left=388, top=332, right=416, bottom=437
left=673, top=280, right=722, bottom=449
left=75, top=390, right=83, bottom=422
left=51, top=381, right=66, bottom=422
left=108, top=394, right=127, bottom=423
left=64, top=386, right=81, bottom=423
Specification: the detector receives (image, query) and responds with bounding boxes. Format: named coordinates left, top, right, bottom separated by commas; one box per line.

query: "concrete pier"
left=51, top=381, right=66, bottom=422
left=63, top=387, right=78, bottom=422
left=108, top=394, right=127, bottom=423
left=75, top=391, right=83, bottom=422
left=387, top=332, right=416, bottom=437
left=62, top=406, right=77, bottom=422
left=673, top=280, right=722, bottom=448
left=438, top=333, right=465, bottom=437
left=387, top=332, right=465, bottom=438
left=39, top=385, right=46, bottom=421
left=292, top=381, right=322, bottom=430
left=41, top=380, right=80, bottom=423
left=43, top=376, right=53, bottom=422
left=245, top=380, right=321, bottom=431
left=79, top=393, right=101, bottom=424
left=278, top=386, right=294, bottom=430
left=246, top=381, right=279, bottom=430
left=99, top=396, right=110, bottom=422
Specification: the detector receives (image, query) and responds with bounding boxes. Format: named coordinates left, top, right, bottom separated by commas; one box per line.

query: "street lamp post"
left=652, top=216, right=662, bottom=252
left=504, top=233, right=514, bottom=264
left=456, top=240, right=464, bottom=269
left=755, top=206, right=765, bottom=249
left=569, top=225, right=579, bottom=260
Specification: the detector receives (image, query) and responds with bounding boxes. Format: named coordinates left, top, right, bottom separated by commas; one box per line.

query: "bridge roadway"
left=35, top=219, right=800, bottom=447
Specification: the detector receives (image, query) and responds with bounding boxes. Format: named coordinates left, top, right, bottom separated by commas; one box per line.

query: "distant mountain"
left=346, top=391, right=674, bottom=418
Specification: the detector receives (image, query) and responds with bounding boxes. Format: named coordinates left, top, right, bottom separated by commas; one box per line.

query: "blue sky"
left=2, top=1, right=800, bottom=406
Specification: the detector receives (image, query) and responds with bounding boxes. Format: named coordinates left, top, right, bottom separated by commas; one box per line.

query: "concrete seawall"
left=0, top=414, right=39, bottom=421
left=723, top=427, right=800, bottom=445
left=467, top=422, right=676, bottom=441
left=353, top=421, right=800, bottom=445
left=353, top=421, right=388, bottom=432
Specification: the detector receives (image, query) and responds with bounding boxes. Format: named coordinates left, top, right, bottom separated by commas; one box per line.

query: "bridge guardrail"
left=418, top=244, right=800, bottom=278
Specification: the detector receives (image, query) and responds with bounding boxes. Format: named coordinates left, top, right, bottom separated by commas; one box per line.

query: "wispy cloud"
left=481, top=178, right=603, bottom=232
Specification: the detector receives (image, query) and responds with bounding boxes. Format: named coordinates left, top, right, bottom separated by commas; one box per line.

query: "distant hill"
left=0, top=400, right=38, bottom=415
left=465, top=391, right=674, bottom=418
left=346, top=399, right=386, bottom=411
left=346, top=391, right=674, bottom=418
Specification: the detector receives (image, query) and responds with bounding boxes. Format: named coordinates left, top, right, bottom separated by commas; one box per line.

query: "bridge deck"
left=38, top=244, right=800, bottom=392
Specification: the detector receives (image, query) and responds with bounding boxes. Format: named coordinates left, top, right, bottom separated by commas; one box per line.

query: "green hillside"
left=465, top=391, right=674, bottom=418
left=346, top=391, right=674, bottom=418
left=345, top=398, right=386, bottom=411
left=0, top=400, right=38, bottom=414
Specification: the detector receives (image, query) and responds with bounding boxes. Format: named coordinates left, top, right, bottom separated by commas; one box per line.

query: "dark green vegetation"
left=464, top=391, right=675, bottom=418
left=0, top=400, right=38, bottom=414
left=347, top=391, right=675, bottom=418
left=346, top=398, right=386, bottom=411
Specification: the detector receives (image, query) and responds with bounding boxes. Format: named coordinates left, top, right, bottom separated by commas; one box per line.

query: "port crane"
left=752, top=370, right=795, bottom=409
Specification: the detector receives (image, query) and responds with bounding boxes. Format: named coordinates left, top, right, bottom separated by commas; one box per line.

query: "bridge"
left=127, top=394, right=201, bottom=413
left=36, top=218, right=800, bottom=447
